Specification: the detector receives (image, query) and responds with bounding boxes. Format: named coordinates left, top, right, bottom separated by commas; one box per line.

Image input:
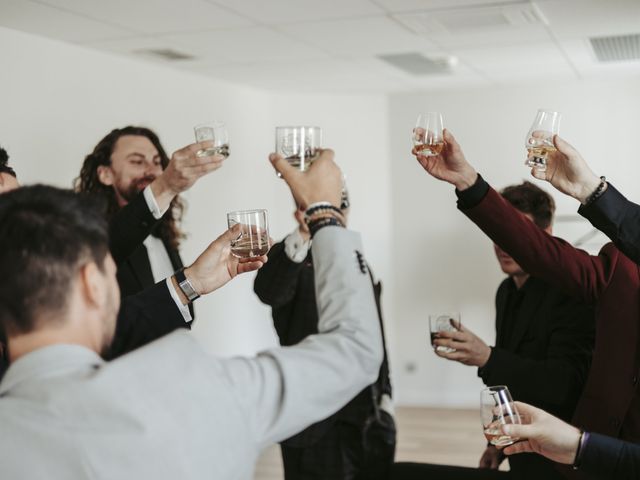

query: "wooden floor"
left=254, top=407, right=506, bottom=479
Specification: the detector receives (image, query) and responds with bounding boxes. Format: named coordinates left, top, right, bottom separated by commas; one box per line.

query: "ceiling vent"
left=393, top=2, right=547, bottom=35
left=133, top=48, right=195, bottom=61
left=590, top=34, right=640, bottom=62
left=377, top=52, right=456, bottom=75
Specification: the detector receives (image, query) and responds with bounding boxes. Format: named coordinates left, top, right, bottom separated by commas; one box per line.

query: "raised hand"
left=412, top=129, right=478, bottom=191
left=183, top=224, right=267, bottom=296
left=269, top=149, right=343, bottom=209
left=530, top=135, right=602, bottom=204
left=151, top=141, right=226, bottom=210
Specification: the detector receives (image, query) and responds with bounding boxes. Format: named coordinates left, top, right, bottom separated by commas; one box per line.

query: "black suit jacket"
left=580, top=432, right=640, bottom=479
left=0, top=281, right=188, bottom=377
left=479, top=271, right=594, bottom=479
left=108, top=192, right=194, bottom=320
left=254, top=240, right=392, bottom=448
left=579, top=183, right=640, bottom=266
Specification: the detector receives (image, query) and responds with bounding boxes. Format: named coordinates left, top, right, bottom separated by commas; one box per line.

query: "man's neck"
left=512, top=273, right=530, bottom=290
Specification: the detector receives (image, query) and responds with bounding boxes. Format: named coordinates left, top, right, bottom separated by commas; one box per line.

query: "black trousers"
left=281, top=416, right=396, bottom=480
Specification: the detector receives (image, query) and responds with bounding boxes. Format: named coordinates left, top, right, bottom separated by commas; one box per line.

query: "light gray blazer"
left=0, top=227, right=382, bottom=480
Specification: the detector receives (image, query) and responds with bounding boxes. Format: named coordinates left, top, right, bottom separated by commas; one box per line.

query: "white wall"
left=0, top=26, right=392, bottom=357
left=5, top=25, right=640, bottom=409
left=388, top=77, right=640, bottom=407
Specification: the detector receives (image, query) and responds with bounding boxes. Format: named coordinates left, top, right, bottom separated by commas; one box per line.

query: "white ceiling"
left=1, top=0, right=639, bottom=93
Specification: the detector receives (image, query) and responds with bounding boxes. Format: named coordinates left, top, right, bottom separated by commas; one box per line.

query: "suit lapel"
left=127, top=244, right=155, bottom=291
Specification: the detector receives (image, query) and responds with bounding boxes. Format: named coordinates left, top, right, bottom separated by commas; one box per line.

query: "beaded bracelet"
left=308, top=215, right=344, bottom=237
left=584, top=176, right=607, bottom=206
left=306, top=209, right=346, bottom=227
left=305, top=203, right=343, bottom=221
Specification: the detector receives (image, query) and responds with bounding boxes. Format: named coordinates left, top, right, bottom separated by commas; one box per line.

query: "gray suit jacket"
left=0, top=227, right=382, bottom=480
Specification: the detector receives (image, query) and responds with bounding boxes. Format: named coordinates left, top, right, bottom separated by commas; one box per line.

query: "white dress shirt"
left=142, top=186, right=191, bottom=323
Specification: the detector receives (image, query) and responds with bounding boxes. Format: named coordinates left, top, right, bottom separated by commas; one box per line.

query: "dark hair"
left=74, top=126, right=184, bottom=249
left=501, top=181, right=555, bottom=229
left=0, top=185, right=109, bottom=335
left=0, top=146, right=16, bottom=178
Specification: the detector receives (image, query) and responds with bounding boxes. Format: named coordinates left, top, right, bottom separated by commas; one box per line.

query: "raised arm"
left=220, top=148, right=382, bottom=447
left=413, top=129, right=617, bottom=303
left=579, top=183, right=640, bottom=265
left=226, top=227, right=382, bottom=447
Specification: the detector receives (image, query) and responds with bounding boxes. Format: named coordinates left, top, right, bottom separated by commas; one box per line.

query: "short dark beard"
left=120, top=175, right=156, bottom=203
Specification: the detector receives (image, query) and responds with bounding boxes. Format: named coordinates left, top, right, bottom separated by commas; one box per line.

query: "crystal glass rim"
left=226, top=209, right=268, bottom=217
left=194, top=121, right=226, bottom=130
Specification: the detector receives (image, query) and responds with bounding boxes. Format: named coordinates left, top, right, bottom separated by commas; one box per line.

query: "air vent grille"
left=590, top=34, right=640, bottom=62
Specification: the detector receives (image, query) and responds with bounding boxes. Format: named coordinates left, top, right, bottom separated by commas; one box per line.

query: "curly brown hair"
left=74, top=126, right=184, bottom=250
left=501, top=181, right=555, bottom=229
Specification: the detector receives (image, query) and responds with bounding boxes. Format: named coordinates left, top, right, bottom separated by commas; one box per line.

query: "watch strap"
left=174, top=268, right=200, bottom=302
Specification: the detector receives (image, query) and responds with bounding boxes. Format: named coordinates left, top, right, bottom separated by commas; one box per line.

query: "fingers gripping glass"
left=429, top=313, right=461, bottom=353
left=413, top=113, right=444, bottom=157
left=194, top=121, right=229, bottom=158
left=275, top=126, right=322, bottom=176
left=524, top=110, right=561, bottom=171
left=226, top=209, right=270, bottom=258
left=480, top=386, right=522, bottom=447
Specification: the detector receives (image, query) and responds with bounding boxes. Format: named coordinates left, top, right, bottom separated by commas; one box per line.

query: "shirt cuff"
left=455, top=174, right=490, bottom=210
left=165, top=277, right=192, bottom=323
left=143, top=185, right=169, bottom=220
left=284, top=228, right=311, bottom=263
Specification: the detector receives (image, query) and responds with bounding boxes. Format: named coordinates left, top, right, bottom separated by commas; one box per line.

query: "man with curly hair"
left=75, top=126, right=224, bottom=305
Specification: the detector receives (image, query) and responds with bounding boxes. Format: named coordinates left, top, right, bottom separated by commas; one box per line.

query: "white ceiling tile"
left=211, top=0, right=384, bottom=25
left=34, top=0, right=254, bottom=35
left=280, top=16, right=438, bottom=56
left=196, top=58, right=408, bottom=93
left=429, top=23, right=552, bottom=49
left=159, top=27, right=329, bottom=63
left=537, top=0, right=640, bottom=40
left=455, top=41, right=576, bottom=81
left=372, top=0, right=527, bottom=14
left=0, top=0, right=135, bottom=42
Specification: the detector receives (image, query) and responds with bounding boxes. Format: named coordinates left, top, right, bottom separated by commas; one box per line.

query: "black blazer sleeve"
left=579, top=183, right=640, bottom=265
left=109, top=191, right=162, bottom=265
left=253, top=240, right=306, bottom=308
left=480, top=287, right=594, bottom=419
left=580, top=432, right=640, bottom=479
left=107, top=280, right=189, bottom=359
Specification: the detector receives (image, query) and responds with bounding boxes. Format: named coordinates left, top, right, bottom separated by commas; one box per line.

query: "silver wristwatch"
left=174, top=268, right=200, bottom=302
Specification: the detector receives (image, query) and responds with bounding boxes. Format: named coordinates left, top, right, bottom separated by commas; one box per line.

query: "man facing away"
left=0, top=149, right=383, bottom=480
left=254, top=193, right=395, bottom=480
left=75, top=126, right=225, bottom=300
left=432, top=182, right=594, bottom=479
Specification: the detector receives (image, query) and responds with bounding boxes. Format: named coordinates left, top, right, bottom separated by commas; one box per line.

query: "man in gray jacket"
left=0, top=149, right=382, bottom=480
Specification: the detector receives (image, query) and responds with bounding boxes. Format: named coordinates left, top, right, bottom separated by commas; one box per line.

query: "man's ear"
left=78, top=262, right=105, bottom=308
left=97, top=165, right=114, bottom=186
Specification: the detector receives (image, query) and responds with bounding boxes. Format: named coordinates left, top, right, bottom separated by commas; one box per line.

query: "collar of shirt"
left=0, top=344, right=104, bottom=396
